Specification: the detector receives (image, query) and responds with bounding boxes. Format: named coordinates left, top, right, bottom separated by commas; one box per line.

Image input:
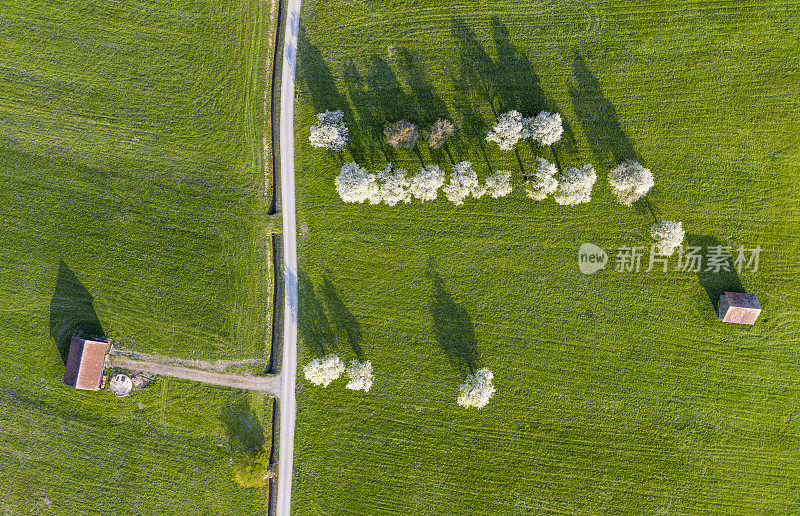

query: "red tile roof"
left=719, top=292, right=761, bottom=325
left=63, top=337, right=108, bottom=390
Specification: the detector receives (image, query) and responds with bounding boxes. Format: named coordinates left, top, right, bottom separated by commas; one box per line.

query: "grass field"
left=0, top=0, right=275, bottom=512
left=293, top=0, right=800, bottom=513
left=1, top=0, right=272, bottom=360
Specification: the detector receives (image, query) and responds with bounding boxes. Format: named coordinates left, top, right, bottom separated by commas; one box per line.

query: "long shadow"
left=342, top=61, right=387, bottom=164
left=451, top=18, right=498, bottom=117
left=366, top=56, right=419, bottom=130
left=49, top=260, right=105, bottom=363
left=686, top=235, right=744, bottom=313
left=297, top=29, right=365, bottom=162
left=395, top=48, right=450, bottom=128
left=320, top=275, right=363, bottom=360
left=297, top=272, right=334, bottom=357
left=569, top=52, right=638, bottom=167
left=428, top=269, right=478, bottom=373
left=450, top=70, right=491, bottom=169
left=220, top=398, right=265, bottom=455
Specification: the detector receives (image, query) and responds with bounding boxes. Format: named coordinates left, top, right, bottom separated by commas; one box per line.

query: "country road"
left=275, top=0, right=301, bottom=513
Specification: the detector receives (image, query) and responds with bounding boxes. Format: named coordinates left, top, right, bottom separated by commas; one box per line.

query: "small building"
left=718, top=292, right=761, bottom=325
left=63, top=336, right=108, bottom=390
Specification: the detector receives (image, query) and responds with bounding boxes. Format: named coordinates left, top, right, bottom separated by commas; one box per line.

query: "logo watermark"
left=578, top=243, right=608, bottom=275
left=578, top=244, right=761, bottom=275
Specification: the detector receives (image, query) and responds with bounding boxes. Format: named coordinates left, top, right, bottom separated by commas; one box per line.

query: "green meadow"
left=0, top=0, right=274, bottom=512
left=293, top=0, right=800, bottom=513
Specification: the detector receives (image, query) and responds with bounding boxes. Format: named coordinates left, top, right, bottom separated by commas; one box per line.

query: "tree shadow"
left=297, top=28, right=365, bottom=162
left=220, top=398, right=265, bottom=455
left=686, top=234, right=744, bottom=313
left=366, top=56, right=418, bottom=127
left=297, top=271, right=334, bottom=357
left=428, top=268, right=478, bottom=373
left=569, top=52, right=638, bottom=168
left=320, top=275, right=363, bottom=360
left=395, top=48, right=450, bottom=128
left=451, top=18, right=498, bottom=117
left=49, top=260, right=105, bottom=363
left=633, top=195, right=661, bottom=224
left=342, top=61, right=388, bottom=164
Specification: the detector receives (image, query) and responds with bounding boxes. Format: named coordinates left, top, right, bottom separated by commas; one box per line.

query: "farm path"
left=107, top=354, right=281, bottom=395
left=109, top=347, right=266, bottom=373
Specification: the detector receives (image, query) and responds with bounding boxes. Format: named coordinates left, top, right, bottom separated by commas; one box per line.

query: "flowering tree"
left=553, top=164, right=597, bottom=205
left=308, top=110, right=349, bottom=151
left=607, top=160, right=654, bottom=206
left=384, top=120, right=419, bottom=149
left=525, top=157, right=559, bottom=200
left=484, top=170, right=513, bottom=198
left=442, top=161, right=485, bottom=205
left=651, top=220, right=685, bottom=256
left=428, top=119, right=456, bottom=149
left=345, top=359, right=374, bottom=392
left=457, top=368, right=496, bottom=409
left=303, top=354, right=344, bottom=387
left=409, top=165, right=445, bottom=201
left=526, top=111, right=563, bottom=146
left=485, top=110, right=527, bottom=150
left=376, top=163, right=411, bottom=206
left=335, top=162, right=381, bottom=204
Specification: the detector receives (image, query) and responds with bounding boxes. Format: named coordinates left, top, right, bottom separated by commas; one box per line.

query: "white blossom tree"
left=651, top=220, right=685, bottom=256
left=525, top=157, right=559, bottom=200
left=485, top=110, right=528, bottom=151
left=553, top=164, right=597, bottom=205
left=409, top=165, right=445, bottom=201
left=303, top=354, right=345, bottom=387
left=457, top=368, right=496, bottom=409
left=309, top=110, right=348, bottom=151
left=376, top=163, right=411, bottom=206
left=335, top=162, right=381, bottom=204
left=484, top=170, right=513, bottom=198
left=607, top=160, right=654, bottom=206
left=345, top=359, right=374, bottom=392
left=526, top=111, right=563, bottom=146
left=442, top=161, right=485, bottom=205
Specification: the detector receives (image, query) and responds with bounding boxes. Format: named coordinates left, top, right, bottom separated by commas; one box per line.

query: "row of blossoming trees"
left=311, top=109, right=686, bottom=256
left=304, top=108, right=687, bottom=409
left=302, top=354, right=496, bottom=408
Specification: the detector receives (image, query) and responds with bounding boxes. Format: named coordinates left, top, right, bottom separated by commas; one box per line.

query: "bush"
left=233, top=445, right=272, bottom=488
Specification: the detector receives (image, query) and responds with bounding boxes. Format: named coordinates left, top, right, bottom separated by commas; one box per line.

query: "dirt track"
left=108, top=355, right=281, bottom=395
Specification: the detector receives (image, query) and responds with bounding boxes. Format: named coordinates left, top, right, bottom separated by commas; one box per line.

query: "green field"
left=293, top=0, right=800, bottom=513
left=0, top=0, right=274, bottom=512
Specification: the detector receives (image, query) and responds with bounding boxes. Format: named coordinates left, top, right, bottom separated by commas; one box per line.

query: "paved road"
left=276, top=0, right=301, bottom=513
left=108, top=355, right=281, bottom=395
